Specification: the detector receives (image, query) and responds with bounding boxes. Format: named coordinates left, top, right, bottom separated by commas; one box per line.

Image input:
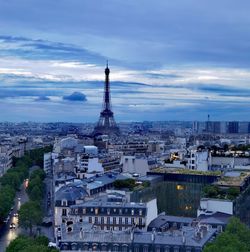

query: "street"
left=0, top=181, right=29, bottom=252
left=0, top=171, right=54, bottom=252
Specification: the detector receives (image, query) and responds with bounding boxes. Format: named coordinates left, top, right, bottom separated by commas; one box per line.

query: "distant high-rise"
left=228, top=121, right=239, bottom=134
left=92, top=62, right=120, bottom=136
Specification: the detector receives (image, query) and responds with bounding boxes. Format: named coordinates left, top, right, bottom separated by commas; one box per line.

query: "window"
left=101, top=217, right=104, bottom=225
left=94, top=217, right=98, bottom=224
left=113, top=217, right=116, bottom=224
left=83, top=208, right=86, bottom=214
left=125, top=218, right=128, bottom=225
left=107, top=217, right=110, bottom=224
left=62, top=200, right=67, bottom=206
left=139, top=209, right=142, bottom=216
left=89, top=217, right=92, bottom=223
left=131, top=218, right=135, bottom=225
left=131, top=209, right=134, bottom=215
left=119, top=217, right=122, bottom=224
left=119, top=209, right=122, bottom=215
left=83, top=244, right=89, bottom=251
left=139, top=218, right=143, bottom=226
left=122, top=245, right=128, bottom=252
left=155, top=247, right=161, bottom=252
left=101, top=245, right=107, bottom=251
left=95, top=208, right=99, bottom=215
left=62, top=208, right=67, bottom=216
left=107, top=208, right=110, bottom=215
left=134, top=247, right=139, bottom=252
left=113, top=245, right=119, bottom=251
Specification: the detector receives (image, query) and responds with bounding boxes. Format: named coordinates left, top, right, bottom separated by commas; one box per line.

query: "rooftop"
left=214, top=171, right=250, bottom=187
left=60, top=224, right=216, bottom=248
left=151, top=167, right=221, bottom=176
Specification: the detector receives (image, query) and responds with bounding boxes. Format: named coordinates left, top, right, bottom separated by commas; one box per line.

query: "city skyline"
left=1, top=1, right=250, bottom=122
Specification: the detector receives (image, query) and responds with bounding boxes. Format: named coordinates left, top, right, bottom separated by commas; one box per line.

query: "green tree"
left=203, top=185, right=219, bottom=198
left=226, top=217, right=250, bottom=248
left=30, top=169, right=46, bottom=181
left=6, top=235, right=59, bottom=252
left=204, top=232, right=248, bottom=252
left=27, top=176, right=42, bottom=194
left=29, top=185, right=43, bottom=202
left=204, top=217, right=250, bottom=252
left=0, top=185, right=15, bottom=221
left=227, top=187, right=240, bottom=199
left=34, top=235, right=49, bottom=246
left=19, top=244, right=52, bottom=252
left=6, top=235, right=32, bottom=252
left=114, top=179, right=136, bottom=190
left=18, top=201, right=42, bottom=236
left=1, top=172, right=21, bottom=190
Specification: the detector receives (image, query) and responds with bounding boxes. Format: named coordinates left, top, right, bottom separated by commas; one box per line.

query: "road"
left=0, top=181, right=29, bottom=252
left=0, top=167, right=55, bottom=252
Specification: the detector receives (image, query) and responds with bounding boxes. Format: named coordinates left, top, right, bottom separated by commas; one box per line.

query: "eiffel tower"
left=92, top=62, right=120, bottom=136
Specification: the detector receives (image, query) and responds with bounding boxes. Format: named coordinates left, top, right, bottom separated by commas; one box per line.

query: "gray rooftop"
left=55, top=185, right=88, bottom=201
left=148, top=215, right=193, bottom=230
left=60, top=224, right=216, bottom=248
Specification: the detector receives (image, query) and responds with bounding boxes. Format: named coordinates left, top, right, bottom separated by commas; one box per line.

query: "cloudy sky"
left=0, top=0, right=250, bottom=122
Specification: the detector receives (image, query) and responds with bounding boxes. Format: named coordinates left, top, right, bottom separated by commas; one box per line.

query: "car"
left=9, top=223, right=16, bottom=229
left=13, top=213, right=18, bottom=217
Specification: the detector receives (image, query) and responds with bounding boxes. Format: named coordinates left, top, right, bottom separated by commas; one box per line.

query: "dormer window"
left=62, top=200, right=67, bottom=206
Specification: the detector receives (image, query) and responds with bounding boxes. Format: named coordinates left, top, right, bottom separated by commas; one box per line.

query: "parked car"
left=9, top=223, right=16, bottom=229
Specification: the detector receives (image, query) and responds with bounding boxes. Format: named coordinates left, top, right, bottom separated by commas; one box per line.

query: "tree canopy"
left=6, top=235, right=58, bottom=252
left=204, top=217, right=250, bottom=252
left=18, top=201, right=42, bottom=235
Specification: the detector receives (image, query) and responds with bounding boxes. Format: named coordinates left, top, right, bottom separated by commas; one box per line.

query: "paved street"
left=0, top=181, right=29, bottom=252
left=0, top=171, right=54, bottom=252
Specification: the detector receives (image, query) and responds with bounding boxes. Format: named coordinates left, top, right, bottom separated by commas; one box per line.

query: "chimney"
left=151, top=228, right=156, bottom=242
left=79, top=229, right=84, bottom=239
left=130, top=229, right=134, bottom=241
left=182, top=231, right=186, bottom=244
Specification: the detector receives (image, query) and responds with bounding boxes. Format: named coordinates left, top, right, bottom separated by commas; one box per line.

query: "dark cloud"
left=63, top=92, right=87, bottom=102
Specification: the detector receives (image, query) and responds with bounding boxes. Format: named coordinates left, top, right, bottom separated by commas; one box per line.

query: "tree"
left=0, top=185, right=15, bottom=221
left=226, top=217, right=250, bottom=248
left=114, top=179, right=136, bottom=190
left=203, top=185, right=219, bottom=198
left=1, top=172, right=21, bottom=190
left=204, top=232, right=248, bottom=252
left=34, top=236, right=49, bottom=246
left=6, top=235, right=59, bottom=252
left=227, top=187, right=240, bottom=200
left=29, top=185, right=43, bottom=202
left=30, top=169, right=46, bottom=181
left=18, top=201, right=42, bottom=236
left=6, top=235, right=32, bottom=252
left=204, top=217, right=250, bottom=252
